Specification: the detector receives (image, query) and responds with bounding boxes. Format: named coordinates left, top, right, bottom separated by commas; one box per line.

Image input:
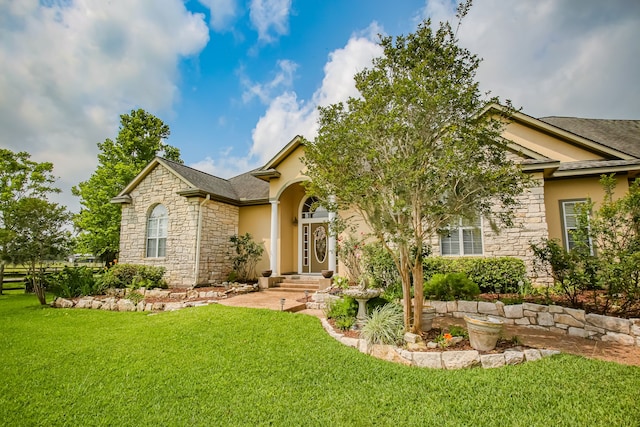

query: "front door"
left=300, top=197, right=329, bottom=273
left=309, top=223, right=329, bottom=272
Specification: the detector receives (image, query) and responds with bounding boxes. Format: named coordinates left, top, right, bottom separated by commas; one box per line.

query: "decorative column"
left=328, top=195, right=337, bottom=272
left=270, top=200, right=279, bottom=275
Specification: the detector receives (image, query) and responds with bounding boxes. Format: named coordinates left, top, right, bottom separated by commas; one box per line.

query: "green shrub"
left=360, top=303, right=404, bottom=346
left=334, top=316, right=355, bottom=330
left=423, top=272, right=480, bottom=301
left=332, top=275, right=349, bottom=289
left=49, top=266, right=105, bottom=298
left=423, top=256, right=527, bottom=293
left=531, top=238, right=589, bottom=307
left=381, top=281, right=409, bottom=302
left=99, top=264, right=167, bottom=289
left=531, top=176, right=640, bottom=315
left=229, top=233, right=264, bottom=282
left=361, top=243, right=400, bottom=288
left=324, top=296, right=357, bottom=331
left=448, top=325, right=468, bottom=339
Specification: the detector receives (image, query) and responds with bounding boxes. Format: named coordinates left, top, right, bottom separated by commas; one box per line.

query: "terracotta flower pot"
left=261, top=270, right=272, bottom=277
left=321, top=270, right=333, bottom=278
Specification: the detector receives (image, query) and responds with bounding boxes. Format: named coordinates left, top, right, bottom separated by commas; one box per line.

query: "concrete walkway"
left=217, top=289, right=312, bottom=312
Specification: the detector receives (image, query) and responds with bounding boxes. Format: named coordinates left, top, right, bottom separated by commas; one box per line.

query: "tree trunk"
left=398, top=246, right=412, bottom=331
left=34, top=280, right=47, bottom=305
left=412, top=260, right=424, bottom=334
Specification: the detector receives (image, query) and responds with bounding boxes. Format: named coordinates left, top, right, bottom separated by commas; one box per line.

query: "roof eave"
left=251, top=169, right=281, bottom=181
left=176, top=189, right=240, bottom=206
left=552, top=165, right=640, bottom=179
left=521, top=161, right=560, bottom=178
left=110, top=195, right=132, bottom=204
left=238, top=198, right=270, bottom=206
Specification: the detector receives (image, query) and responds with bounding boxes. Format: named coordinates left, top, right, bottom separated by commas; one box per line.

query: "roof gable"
left=538, top=117, right=640, bottom=158
left=484, top=104, right=637, bottom=161
left=112, top=157, right=269, bottom=205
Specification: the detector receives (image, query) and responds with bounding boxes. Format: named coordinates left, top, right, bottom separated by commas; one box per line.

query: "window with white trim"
left=146, top=204, right=167, bottom=258
left=440, top=216, right=483, bottom=256
left=561, top=200, right=592, bottom=253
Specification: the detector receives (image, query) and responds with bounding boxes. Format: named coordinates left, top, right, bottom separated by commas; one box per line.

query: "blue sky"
left=1, top=0, right=639, bottom=212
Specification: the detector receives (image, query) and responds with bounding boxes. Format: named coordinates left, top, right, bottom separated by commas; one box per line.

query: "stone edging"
left=49, top=286, right=259, bottom=312
left=320, top=318, right=559, bottom=370
left=428, top=300, right=640, bottom=347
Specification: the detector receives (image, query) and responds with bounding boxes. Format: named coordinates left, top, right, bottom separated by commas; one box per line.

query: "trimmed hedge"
left=423, top=257, right=527, bottom=293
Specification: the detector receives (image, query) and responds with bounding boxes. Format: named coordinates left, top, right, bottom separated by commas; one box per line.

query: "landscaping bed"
left=51, top=284, right=259, bottom=312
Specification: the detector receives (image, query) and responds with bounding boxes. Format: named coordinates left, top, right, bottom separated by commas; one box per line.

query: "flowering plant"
left=336, top=234, right=365, bottom=287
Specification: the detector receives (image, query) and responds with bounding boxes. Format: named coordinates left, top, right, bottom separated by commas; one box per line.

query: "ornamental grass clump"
left=360, top=303, right=404, bottom=347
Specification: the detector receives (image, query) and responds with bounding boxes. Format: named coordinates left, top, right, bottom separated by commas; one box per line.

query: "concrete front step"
left=269, top=285, right=318, bottom=294
left=280, top=281, right=320, bottom=287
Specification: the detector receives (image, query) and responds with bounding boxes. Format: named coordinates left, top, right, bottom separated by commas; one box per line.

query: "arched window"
left=146, top=204, right=167, bottom=258
left=301, top=197, right=328, bottom=219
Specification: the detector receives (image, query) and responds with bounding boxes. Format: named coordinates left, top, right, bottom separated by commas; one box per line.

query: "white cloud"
left=190, top=154, right=255, bottom=179
left=249, top=0, right=292, bottom=42
left=248, top=25, right=384, bottom=163
left=198, top=0, right=238, bottom=31
left=418, top=0, right=640, bottom=119
left=241, top=59, right=298, bottom=104
left=0, top=0, right=209, bottom=212
left=193, top=23, right=384, bottom=178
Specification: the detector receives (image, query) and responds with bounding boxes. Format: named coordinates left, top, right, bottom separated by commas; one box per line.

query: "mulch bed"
left=326, top=318, right=529, bottom=353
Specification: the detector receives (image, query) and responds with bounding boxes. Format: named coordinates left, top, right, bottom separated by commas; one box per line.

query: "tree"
left=5, top=198, right=71, bottom=304
left=0, top=149, right=60, bottom=295
left=303, top=7, right=529, bottom=332
left=73, top=109, right=182, bottom=262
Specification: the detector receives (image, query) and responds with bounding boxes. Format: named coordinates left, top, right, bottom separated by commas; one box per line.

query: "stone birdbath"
left=343, top=287, right=382, bottom=328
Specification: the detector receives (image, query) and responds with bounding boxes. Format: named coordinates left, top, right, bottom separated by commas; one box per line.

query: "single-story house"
left=112, top=107, right=640, bottom=288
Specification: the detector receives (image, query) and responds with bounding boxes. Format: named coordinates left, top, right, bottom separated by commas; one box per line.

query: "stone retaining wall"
left=428, top=300, right=640, bottom=347
left=51, top=285, right=257, bottom=312
left=321, top=318, right=559, bottom=369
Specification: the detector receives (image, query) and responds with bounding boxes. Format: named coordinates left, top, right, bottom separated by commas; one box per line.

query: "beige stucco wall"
left=238, top=204, right=271, bottom=274
left=544, top=175, right=630, bottom=244
left=269, top=145, right=307, bottom=199
left=502, top=121, right=604, bottom=162
left=119, top=164, right=240, bottom=288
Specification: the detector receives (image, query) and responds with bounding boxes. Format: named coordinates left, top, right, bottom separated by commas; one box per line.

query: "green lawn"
left=1, top=291, right=639, bottom=426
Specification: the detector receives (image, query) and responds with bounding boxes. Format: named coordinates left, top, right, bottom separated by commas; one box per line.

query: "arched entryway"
left=298, top=196, right=329, bottom=273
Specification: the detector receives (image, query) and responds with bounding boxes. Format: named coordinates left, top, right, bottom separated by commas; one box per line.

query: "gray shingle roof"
left=539, top=117, right=640, bottom=158
left=557, top=159, right=640, bottom=171
left=228, top=169, right=270, bottom=201
left=161, top=158, right=269, bottom=204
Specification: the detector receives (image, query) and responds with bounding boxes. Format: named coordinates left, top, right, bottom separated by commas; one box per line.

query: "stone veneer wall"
left=429, top=173, right=551, bottom=284
left=119, top=164, right=239, bottom=288
left=197, top=200, right=239, bottom=285
left=428, top=299, right=640, bottom=347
